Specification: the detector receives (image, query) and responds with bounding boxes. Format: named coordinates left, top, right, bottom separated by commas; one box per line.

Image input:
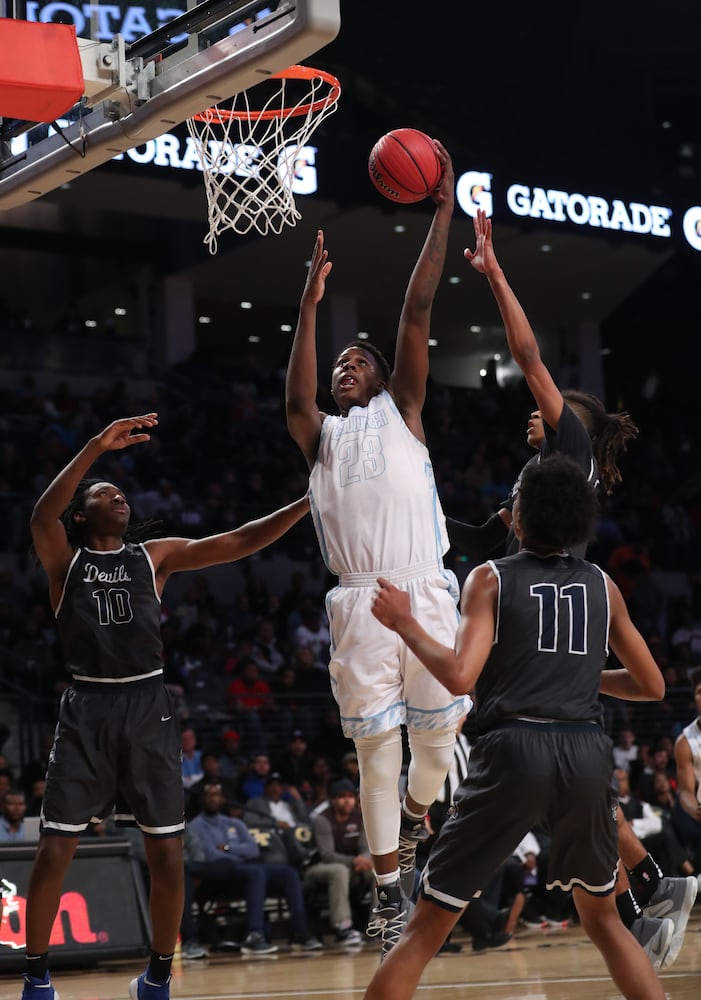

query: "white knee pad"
left=406, top=728, right=457, bottom=809
left=354, top=728, right=403, bottom=858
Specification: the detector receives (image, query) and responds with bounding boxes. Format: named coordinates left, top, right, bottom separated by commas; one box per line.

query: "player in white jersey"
left=674, top=667, right=701, bottom=863
left=286, top=141, right=469, bottom=961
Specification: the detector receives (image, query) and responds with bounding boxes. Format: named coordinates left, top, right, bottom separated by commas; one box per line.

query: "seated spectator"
left=226, top=658, right=274, bottom=751
left=635, top=741, right=677, bottom=803
left=306, top=756, right=334, bottom=817
left=237, top=752, right=272, bottom=803
left=289, top=644, right=333, bottom=739
left=244, top=772, right=309, bottom=831
left=181, top=723, right=204, bottom=793
left=217, top=729, right=244, bottom=784
left=272, top=730, right=315, bottom=799
left=250, top=619, right=286, bottom=680
left=312, top=778, right=374, bottom=940
left=0, top=788, right=27, bottom=842
left=24, top=778, right=46, bottom=818
left=187, top=750, right=240, bottom=819
left=187, top=783, right=323, bottom=953
left=616, top=767, right=692, bottom=879
left=338, top=751, right=360, bottom=793
left=243, top=769, right=361, bottom=943
left=613, top=727, right=640, bottom=773
left=269, top=665, right=301, bottom=747
left=648, top=773, right=698, bottom=878
left=292, top=602, right=330, bottom=667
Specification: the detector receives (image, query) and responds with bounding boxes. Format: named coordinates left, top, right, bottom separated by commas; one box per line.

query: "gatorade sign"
left=456, top=169, right=701, bottom=252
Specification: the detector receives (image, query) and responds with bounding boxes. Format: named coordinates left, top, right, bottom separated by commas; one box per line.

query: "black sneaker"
left=335, top=927, right=364, bottom=947
left=472, top=931, right=512, bottom=952
left=398, top=812, right=429, bottom=898
left=240, top=932, right=278, bottom=956
left=366, top=881, right=412, bottom=961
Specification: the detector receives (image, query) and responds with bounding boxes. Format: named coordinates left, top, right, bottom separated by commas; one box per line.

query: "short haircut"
left=517, top=454, right=599, bottom=551
left=689, top=666, right=701, bottom=692
left=334, top=340, right=391, bottom=384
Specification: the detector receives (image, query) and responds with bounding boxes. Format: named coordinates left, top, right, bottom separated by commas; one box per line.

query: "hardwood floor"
left=4, top=912, right=700, bottom=1000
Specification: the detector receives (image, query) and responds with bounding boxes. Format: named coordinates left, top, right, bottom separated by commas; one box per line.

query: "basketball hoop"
left=186, top=65, right=340, bottom=253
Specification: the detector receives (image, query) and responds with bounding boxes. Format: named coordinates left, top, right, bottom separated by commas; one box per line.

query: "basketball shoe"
left=20, top=973, right=59, bottom=1000
left=645, top=874, right=698, bottom=968
left=629, top=915, right=674, bottom=969
left=398, top=811, right=429, bottom=898
left=366, top=881, right=412, bottom=962
left=128, top=973, right=170, bottom=1000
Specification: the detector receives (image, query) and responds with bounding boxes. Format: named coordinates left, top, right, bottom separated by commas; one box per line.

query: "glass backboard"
left=0, top=0, right=340, bottom=208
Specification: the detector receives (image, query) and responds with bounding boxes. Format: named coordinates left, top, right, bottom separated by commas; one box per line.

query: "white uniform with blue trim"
left=309, top=390, right=470, bottom=739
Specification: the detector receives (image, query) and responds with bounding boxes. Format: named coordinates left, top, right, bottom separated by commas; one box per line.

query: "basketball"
left=368, top=128, right=443, bottom=204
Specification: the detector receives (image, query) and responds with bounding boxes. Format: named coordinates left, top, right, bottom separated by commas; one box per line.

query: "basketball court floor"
left=3, top=914, right=699, bottom=1000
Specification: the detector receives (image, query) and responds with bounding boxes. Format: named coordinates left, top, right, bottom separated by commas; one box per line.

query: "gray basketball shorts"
left=41, top=678, right=184, bottom=837
left=421, top=721, right=618, bottom=911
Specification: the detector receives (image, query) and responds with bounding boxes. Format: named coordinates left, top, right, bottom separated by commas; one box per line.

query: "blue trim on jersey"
left=309, top=471, right=333, bottom=572
left=406, top=698, right=472, bottom=731
left=341, top=700, right=406, bottom=739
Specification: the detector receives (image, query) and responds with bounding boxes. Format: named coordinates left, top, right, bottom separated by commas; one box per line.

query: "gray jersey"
left=476, top=550, right=610, bottom=734
left=56, top=542, right=162, bottom=682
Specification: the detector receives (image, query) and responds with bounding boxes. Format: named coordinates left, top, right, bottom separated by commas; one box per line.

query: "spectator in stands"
left=217, top=729, right=244, bottom=784
left=180, top=724, right=204, bottom=794
left=338, top=751, right=360, bottom=793
left=226, top=657, right=274, bottom=751
left=250, top=618, right=286, bottom=679
left=613, top=727, right=640, bottom=773
left=273, top=730, right=315, bottom=798
left=269, top=664, right=301, bottom=747
left=636, top=741, right=677, bottom=803
left=292, top=600, right=330, bottom=667
left=237, top=752, right=272, bottom=803
left=187, top=751, right=240, bottom=819
left=289, top=643, right=332, bottom=739
left=188, top=783, right=322, bottom=953
left=312, top=778, right=374, bottom=939
left=0, top=788, right=27, bottom=842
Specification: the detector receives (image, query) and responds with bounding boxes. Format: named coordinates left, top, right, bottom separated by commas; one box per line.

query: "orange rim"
left=191, top=65, right=341, bottom=123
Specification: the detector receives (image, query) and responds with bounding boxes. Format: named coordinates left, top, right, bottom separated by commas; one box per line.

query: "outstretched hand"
left=371, top=577, right=412, bottom=632
left=95, top=413, right=158, bottom=452
left=301, top=230, right=333, bottom=306
left=464, top=208, right=499, bottom=275
left=430, top=140, right=454, bottom=208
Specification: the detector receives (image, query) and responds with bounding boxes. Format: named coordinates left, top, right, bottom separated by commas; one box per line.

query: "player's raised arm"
left=285, top=230, right=332, bottom=469
left=465, top=209, right=563, bottom=431
left=30, top=414, right=158, bottom=582
left=391, top=141, right=453, bottom=439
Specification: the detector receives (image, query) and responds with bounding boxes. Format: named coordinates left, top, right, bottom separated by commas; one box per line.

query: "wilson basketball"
left=368, top=128, right=443, bottom=204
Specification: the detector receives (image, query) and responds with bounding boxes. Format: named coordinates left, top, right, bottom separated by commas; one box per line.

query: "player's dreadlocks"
left=562, top=390, right=638, bottom=495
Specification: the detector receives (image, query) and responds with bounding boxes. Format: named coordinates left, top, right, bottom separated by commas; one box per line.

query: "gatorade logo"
left=1, top=885, right=101, bottom=950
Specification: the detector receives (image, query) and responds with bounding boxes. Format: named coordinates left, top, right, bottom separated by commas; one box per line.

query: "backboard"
left=0, top=0, right=340, bottom=209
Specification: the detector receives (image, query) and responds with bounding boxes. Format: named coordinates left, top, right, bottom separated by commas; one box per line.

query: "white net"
left=186, top=66, right=340, bottom=253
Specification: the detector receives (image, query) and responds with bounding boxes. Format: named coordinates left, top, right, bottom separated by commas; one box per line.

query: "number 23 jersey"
left=55, top=542, right=163, bottom=681
left=309, top=390, right=450, bottom=575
